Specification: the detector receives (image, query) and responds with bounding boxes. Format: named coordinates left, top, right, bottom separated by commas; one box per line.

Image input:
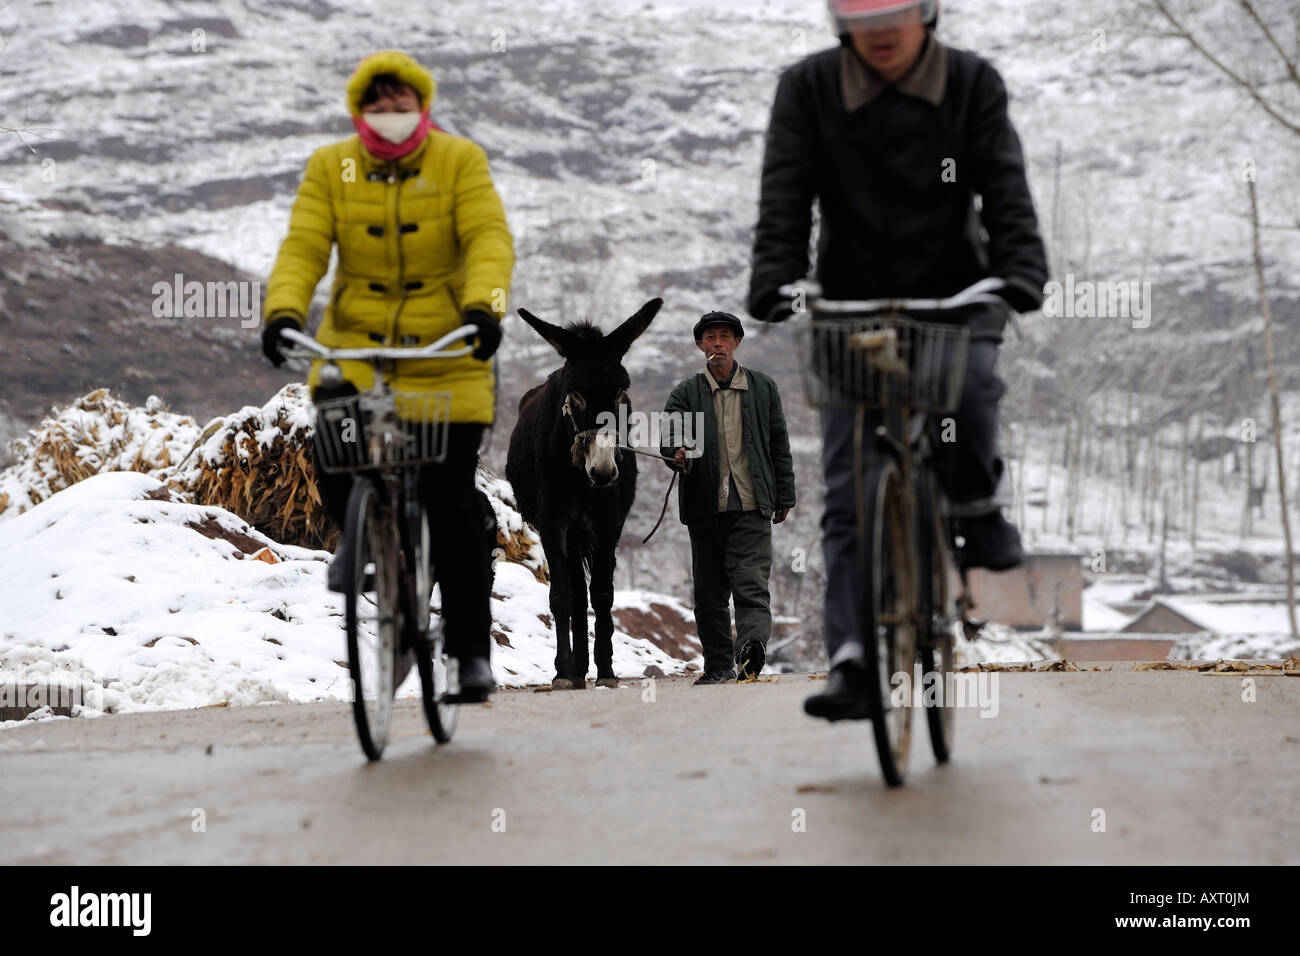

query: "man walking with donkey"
left=662, top=311, right=797, bottom=684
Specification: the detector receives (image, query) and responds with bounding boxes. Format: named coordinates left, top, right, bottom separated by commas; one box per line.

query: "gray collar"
left=840, top=33, right=947, bottom=112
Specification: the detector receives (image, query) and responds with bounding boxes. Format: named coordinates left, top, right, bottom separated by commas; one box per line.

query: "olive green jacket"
left=661, top=365, right=796, bottom=524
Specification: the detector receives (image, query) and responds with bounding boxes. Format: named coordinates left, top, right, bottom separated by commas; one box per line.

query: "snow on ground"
left=0, top=472, right=695, bottom=725
left=1169, top=631, right=1300, bottom=663
left=958, top=623, right=1053, bottom=666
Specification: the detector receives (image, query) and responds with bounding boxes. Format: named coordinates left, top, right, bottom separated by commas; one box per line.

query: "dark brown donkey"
left=506, top=299, right=662, bottom=688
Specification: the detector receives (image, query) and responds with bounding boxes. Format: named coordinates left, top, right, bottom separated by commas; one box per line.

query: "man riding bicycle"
left=747, top=0, right=1049, bottom=719
left=260, top=50, right=514, bottom=702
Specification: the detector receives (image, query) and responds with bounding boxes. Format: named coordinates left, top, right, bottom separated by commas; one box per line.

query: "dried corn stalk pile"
left=1, top=386, right=548, bottom=569
left=172, top=384, right=337, bottom=551
left=0, top=389, right=198, bottom=516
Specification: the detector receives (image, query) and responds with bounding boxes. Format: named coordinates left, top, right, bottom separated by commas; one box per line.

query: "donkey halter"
left=561, top=392, right=624, bottom=470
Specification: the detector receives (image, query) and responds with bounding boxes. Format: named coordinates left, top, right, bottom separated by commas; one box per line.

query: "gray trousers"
left=820, top=340, right=1005, bottom=666
left=688, top=511, right=774, bottom=672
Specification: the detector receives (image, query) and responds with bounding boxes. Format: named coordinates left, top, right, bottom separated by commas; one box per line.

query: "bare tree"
left=1190, top=413, right=1203, bottom=557
left=1147, top=0, right=1300, bottom=140
left=1247, top=177, right=1298, bottom=638
left=0, top=14, right=58, bottom=152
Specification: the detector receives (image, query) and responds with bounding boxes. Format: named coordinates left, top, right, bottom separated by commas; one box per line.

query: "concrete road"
left=2, top=668, right=1297, bottom=864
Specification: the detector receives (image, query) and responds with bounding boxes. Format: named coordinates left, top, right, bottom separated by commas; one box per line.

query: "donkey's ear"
left=516, top=307, right=570, bottom=356
left=607, top=297, right=662, bottom=356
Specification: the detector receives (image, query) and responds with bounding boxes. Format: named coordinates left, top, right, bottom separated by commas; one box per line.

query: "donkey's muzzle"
left=587, top=466, right=619, bottom=488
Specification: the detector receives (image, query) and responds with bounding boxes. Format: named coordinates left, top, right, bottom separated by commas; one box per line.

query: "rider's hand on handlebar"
left=755, top=289, right=796, bottom=324
left=261, top=314, right=303, bottom=368
left=464, top=309, right=502, bottom=361
left=996, top=277, right=1043, bottom=314
left=765, top=302, right=796, bottom=323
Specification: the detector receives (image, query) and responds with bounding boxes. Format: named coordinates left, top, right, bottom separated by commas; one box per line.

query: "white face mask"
left=364, top=111, right=422, bottom=143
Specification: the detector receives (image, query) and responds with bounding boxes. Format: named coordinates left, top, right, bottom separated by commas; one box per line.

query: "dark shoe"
left=694, top=667, right=736, bottom=685
left=736, top=639, right=766, bottom=680
left=326, top=550, right=348, bottom=593
left=446, top=656, right=493, bottom=704
left=326, top=547, right=374, bottom=594
left=956, top=512, right=1024, bottom=572
left=804, top=661, right=873, bottom=721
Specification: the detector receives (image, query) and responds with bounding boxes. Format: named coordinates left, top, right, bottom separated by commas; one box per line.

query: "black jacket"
left=747, top=36, right=1049, bottom=340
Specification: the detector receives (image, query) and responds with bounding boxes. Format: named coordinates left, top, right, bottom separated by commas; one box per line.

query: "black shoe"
left=736, top=639, right=766, bottom=680
left=446, top=656, right=493, bottom=704
left=804, top=661, right=873, bottom=721
left=956, top=512, right=1024, bottom=572
left=326, top=549, right=374, bottom=594
left=693, top=667, right=736, bottom=685
left=326, top=550, right=348, bottom=593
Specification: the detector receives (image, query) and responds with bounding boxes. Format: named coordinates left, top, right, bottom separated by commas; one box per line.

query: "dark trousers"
left=314, top=385, right=494, bottom=660
left=687, top=510, right=774, bottom=672
left=820, top=340, right=1005, bottom=665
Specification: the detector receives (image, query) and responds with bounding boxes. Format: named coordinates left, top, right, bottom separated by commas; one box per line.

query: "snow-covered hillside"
left=2, top=0, right=1295, bottom=345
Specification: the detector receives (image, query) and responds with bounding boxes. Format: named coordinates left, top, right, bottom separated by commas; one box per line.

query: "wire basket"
left=312, top=390, right=453, bottom=473
left=794, top=314, right=970, bottom=412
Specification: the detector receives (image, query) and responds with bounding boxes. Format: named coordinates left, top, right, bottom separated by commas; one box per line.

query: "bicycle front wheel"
left=410, top=509, right=458, bottom=743
left=859, top=456, right=916, bottom=787
left=916, top=465, right=957, bottom=763
left=344, top=477, right=401, bottom=761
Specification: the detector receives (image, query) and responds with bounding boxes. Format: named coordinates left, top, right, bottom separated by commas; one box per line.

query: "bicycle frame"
left=280, top=324, right=480, bottom=758
left=785, top=279, right=1011, bottom=781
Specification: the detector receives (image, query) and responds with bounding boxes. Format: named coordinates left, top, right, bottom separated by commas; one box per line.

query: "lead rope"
left=642, top=470, right=677, bottom=544
left=637, top=453, right=692, bottom=544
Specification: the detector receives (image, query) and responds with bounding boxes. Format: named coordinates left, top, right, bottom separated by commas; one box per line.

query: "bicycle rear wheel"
left=859, top=455, right=916, bottom=787
left=916, top=465, right=957, bottom=763
left=409, top=510, right=458, bottom=743
left=344, top=478, right=401, bottom=761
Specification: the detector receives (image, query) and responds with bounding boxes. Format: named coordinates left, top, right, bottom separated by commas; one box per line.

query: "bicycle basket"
left=794, top=314, right=969, bottom=413
left=312, top=390, right=453, bottom=473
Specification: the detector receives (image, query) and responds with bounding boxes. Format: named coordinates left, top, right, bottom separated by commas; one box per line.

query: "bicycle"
left=784, top=277, right=1009, bottom=786
left=281, top=325, right=480, bottom=761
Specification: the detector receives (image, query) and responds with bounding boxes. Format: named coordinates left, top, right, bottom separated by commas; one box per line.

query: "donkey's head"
left=516, top=298, right=662, bottom=488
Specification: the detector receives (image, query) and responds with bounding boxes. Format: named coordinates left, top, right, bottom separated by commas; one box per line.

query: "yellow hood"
left=345, top=50, right=435, bottom=116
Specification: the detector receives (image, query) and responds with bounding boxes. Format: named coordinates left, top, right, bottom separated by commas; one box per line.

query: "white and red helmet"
left=828, top=0, right=938, bottom=30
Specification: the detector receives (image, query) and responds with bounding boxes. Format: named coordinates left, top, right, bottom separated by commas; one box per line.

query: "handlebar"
left=280, top=325, right=479, bottom=362
left=778, top=277, right=1009, bottom=316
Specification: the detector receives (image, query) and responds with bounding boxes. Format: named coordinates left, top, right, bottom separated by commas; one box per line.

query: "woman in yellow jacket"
left=261, top=50, right=513, bottom=700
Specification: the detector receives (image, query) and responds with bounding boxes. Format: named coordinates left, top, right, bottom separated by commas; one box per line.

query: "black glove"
left=997, top=276, right=1044, bottom=314
left=261, top=314, right=303, bottom=368
left=464, top=309, right=501, bottom=360
left=753, top=289, right=795, bottom=324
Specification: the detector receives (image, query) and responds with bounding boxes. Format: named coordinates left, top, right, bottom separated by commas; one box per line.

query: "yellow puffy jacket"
left=265, top=52, right=514, bottom=424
